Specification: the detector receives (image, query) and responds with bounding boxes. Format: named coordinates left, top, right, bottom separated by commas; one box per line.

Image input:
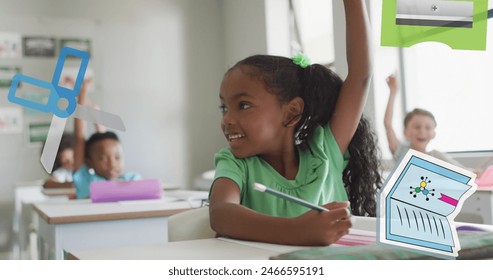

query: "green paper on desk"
left=270, top=231, right=493, bottom=260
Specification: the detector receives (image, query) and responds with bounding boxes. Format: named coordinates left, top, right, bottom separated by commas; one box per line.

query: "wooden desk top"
left=33, top=198, right=201, bottom=224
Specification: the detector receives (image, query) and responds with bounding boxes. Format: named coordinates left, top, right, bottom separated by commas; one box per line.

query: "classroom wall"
left=3, top=0, right=440, bottom=254
left=0, top=0, right=386, bottom=200
left=222, top=0, right=291, bottom=63
left=0, top=0, right=379, bottom=198
left=0, top=0, right=232, bottom=200
left=222, top=0, right=268, bottom=66
left=0, top=0, right=287, bottom=251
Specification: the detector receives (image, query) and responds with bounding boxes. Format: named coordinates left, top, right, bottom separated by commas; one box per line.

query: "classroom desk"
left=66, top=216, right=373, bottom=260
left=67, top=217, right=493, bottom=260
left=33, top=197, right=202, bottom=260
left=67, top=238, right=299, bottom=260
left=13, top=184, right=44, bottom=259
left=12, top=182, right=73, bottom=259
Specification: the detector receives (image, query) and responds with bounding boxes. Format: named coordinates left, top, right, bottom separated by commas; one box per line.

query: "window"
left=290, top=0, right=335, bottom=65
left=401, top=32, right=493, bottom=153
left=370, top=0, right=493, bottom=160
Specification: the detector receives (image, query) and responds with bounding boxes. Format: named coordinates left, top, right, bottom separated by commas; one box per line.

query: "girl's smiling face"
left=219, top=67, right=293, bottom=159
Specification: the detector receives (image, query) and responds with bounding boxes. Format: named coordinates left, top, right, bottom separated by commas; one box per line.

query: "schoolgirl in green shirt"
left=209, top=0, right=381, bottom=246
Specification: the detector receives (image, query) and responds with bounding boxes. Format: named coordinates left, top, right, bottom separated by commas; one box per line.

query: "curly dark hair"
left=229, top=55, right=382, bottom=216
left=52, top=133, right=75, bottom=171
left=85, top=131, right=120, bottom=160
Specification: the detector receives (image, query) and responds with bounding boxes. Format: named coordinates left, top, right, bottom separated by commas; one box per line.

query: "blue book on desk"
left=270, top=230, right=493, bottom=260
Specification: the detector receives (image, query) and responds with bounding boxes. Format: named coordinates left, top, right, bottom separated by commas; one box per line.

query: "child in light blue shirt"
left=72, top=131, right=141, bottom=199
left=72, top=78, right=141, bottom=199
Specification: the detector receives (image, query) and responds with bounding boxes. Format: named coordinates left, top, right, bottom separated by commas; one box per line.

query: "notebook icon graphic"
left=396, top=0, right=473, bottom=28
left=378, top=149, right=477, bottom=258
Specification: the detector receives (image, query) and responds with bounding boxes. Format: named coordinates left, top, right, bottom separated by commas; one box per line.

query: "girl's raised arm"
left=73, top=79, right=90, bottom=171
left=329, top=0, right=372, bottom=154
left=384, top=74, right=399, bottom=155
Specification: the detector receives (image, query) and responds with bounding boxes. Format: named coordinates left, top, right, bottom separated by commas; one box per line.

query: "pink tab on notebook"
left=90, top=179, right=162, bottom=203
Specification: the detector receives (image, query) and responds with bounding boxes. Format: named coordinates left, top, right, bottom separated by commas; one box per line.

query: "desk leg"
left=12, top=191, right=21, bottom=260
left=36, top=216, right=62, bottom=260
left=458, top=191, right=493, bottom=224
left=37, top=232, right=46, bottom=260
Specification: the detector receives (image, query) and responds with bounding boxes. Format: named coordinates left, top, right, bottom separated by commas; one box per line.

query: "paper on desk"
left=220, top=229, right=376, bottom=252
left=218, top=237, right=310, bottom=254
left=117, top=197, right=174, bottom=205
left=378, top=149, right=477, bottom=258
left=335, top=229, right=376, bottom=247
left=165, top=190, right=209, bottom=201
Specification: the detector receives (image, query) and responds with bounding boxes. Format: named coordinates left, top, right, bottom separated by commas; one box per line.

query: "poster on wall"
left=0, top=107, right=23, bottom=134
left=59, top=66, right=94, bottom=86
left=15, top=81, right=52, bottom=116
left=23, top=36, right=56, bottom=57
left=60, top=38, right=91, bottom=57
left=0, top=32, right=22, bottom=58
left=27, top=122, right=51, bottom=146
left=0, top=66, right=21, bottom=87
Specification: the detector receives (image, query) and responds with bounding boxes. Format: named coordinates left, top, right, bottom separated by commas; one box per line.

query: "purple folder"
left=90, top=179, right=162, bottom=203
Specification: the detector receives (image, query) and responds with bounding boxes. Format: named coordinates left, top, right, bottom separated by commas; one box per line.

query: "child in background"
left=209, top=0, right=381, bottom=246
left=72, top=78, right=141, bottom=199
left=42, top=133, right=75, bottom=189
left=384, top=74, right=464, bottom=167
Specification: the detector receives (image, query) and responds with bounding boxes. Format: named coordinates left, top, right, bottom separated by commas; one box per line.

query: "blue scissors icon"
left=8, top=47, right=125, bottom=173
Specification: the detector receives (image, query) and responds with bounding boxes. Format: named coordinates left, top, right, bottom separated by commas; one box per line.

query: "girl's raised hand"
left=386, top=74, right=398, bottom=96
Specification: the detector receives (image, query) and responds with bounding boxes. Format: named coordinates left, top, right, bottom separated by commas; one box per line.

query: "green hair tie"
left=292, top=53, right=311, bottom=68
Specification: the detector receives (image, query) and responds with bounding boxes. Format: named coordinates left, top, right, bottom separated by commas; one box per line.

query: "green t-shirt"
left=211, top=125, right=349, bottom=217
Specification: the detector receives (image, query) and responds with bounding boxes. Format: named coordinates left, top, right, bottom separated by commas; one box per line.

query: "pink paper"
left=476, top=165, right=493, bottom=187
left=90, top=179, right=162, bottom=203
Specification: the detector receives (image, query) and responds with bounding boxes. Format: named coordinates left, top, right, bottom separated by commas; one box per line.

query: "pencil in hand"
left=253, top=182, right=328, bottom=212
